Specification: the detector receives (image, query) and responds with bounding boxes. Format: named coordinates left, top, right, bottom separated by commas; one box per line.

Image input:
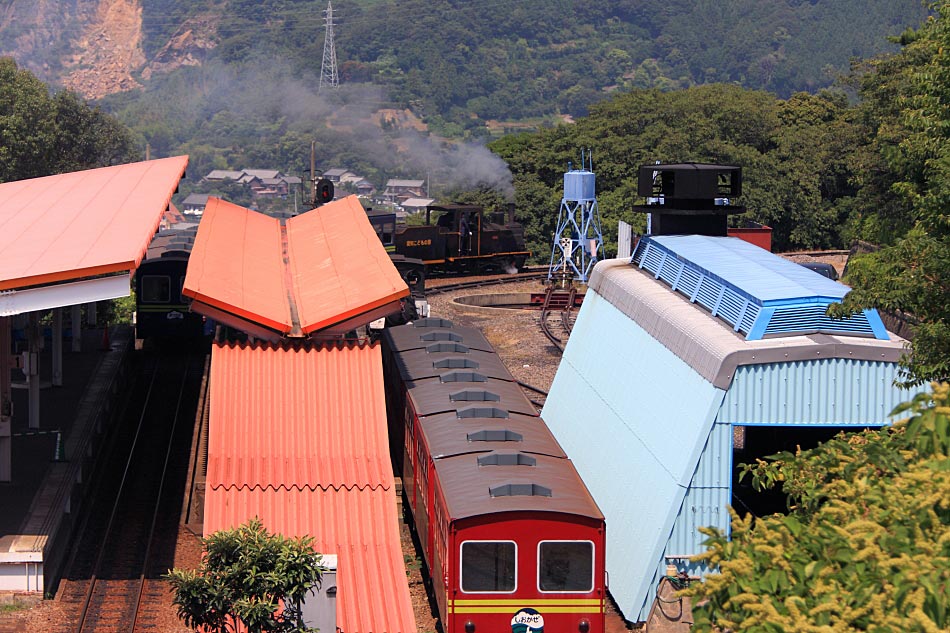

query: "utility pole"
left=319, top=1, right=340, bottom=91
left=310, top=141, right=317, bottom=207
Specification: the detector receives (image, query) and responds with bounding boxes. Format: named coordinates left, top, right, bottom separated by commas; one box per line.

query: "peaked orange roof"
left=183, top=198, right=292, bottom=332
left=286, top=196, right=410, bottom=334
left=204, top=341, right=416, bottom=633
left=0, top=156, right=188, bottom=290
left=183, top=196, right=409, bottom=338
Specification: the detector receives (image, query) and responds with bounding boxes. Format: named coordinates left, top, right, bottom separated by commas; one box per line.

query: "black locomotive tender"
left=369, top=203, right=530, bottom=276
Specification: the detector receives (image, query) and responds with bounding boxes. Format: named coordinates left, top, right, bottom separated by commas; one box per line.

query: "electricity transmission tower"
left=319, top=0, right=340, bottom=90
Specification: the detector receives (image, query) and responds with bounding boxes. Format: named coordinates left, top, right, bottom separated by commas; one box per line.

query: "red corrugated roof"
left=286, top=196, right=409, bottom=334
left=183, top=195, right=409, bottom=338
left=207, top=341, right=393, bottom=490
left=204, top=487, right=416, bottom=633
left=0, top=156, right=188, bottom=290
left=204, top=340, right=416, bottom=633
left=183, top=198, right=291, bottom=332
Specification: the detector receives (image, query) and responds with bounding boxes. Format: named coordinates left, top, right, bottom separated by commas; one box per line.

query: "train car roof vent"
left=458, top=406, right=510, bottom=419
left=433, top=357, right=479, bottom=369
left=440, top=371, right=488, bottom=383
left=426, top=342, right=470, bottom=354
left=451, top=389, right=500, bottom=402
left=420, top=331, right=463, bottom=342
left=478, top=453, right=537, bottom=467
left=490, top=483, right=552, bottom=498
left=413, top=318, right=454, bottom=328
left=467, top=429, right=523, bottom=442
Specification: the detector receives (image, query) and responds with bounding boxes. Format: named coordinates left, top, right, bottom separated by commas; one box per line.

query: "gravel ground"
left=425, top=276, right=566, bottom=393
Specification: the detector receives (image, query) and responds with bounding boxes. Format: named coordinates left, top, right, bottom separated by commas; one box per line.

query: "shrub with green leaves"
left=166, top=518, right=323, bottom=633
left=686, top=383, right=950, bottom=632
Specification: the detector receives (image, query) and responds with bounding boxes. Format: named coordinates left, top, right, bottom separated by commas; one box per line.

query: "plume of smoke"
left=130, top=53, right=516, bottom=199
left=395, top=129, right=515, bottom=200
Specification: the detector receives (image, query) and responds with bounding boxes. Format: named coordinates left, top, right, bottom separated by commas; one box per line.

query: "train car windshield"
left=461, top=541, right=516, bottom=592
left=538, top=541, right=594, bottom=592
left=141, top=275, right=171, bottom=303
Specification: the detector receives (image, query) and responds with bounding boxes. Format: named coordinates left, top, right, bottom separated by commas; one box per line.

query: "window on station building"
left=538, top=541, right=594, bottom=592
left=460, top=541, right=516, bottom=593
left=141, top=275, right=171, bottom=303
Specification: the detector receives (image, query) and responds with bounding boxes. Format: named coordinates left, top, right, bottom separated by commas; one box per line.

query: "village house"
left=382, top=179, right=426, bottom=205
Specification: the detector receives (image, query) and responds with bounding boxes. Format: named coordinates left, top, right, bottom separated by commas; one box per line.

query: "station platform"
left=0, top=325, right=132, bottom=595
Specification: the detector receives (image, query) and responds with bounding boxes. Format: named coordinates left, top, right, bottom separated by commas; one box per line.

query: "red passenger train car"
left=382, top=318, right=606, bottom=633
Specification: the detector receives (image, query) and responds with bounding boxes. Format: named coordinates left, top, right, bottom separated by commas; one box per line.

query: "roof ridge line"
left=279, top=218, right=304, bottom=337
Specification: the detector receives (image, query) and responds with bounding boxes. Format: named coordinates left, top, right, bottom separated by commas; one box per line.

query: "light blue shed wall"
left=541, top=291, right=725, bottom=622
left=661, top=420, right=732, bottom=576
left=718, top=359, right=911, bottom=425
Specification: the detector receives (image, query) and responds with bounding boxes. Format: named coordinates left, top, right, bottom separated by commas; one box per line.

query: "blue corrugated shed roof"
left=541, top=258, right=913, bottom=622
left=650, top=235, right=846, bottom=301
left=632, top=235, right=889, bottom=339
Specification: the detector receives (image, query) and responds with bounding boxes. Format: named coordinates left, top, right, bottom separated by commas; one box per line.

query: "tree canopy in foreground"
left=686, top=383, right=950, bottom=631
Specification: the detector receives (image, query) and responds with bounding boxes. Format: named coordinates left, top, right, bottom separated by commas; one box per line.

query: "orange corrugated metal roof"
left=205, top=340, right=415, bottom=633
left=182, top=195, right=409, bottom=338
left=204, top=487, right=416, bottom=633
left=207, top=341, right=393, bottom=490
left=0, top=156, right=188, bottom=291
left=183, top=198, right=292, bottom=332
left=286, top=196, right=409, bottom=334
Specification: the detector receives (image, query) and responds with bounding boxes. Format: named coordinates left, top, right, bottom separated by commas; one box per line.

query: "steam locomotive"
left=369, top=203, right=531, bottom=276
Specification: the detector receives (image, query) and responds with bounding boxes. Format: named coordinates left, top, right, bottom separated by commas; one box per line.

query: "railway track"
left=56, top=350, right=207, bottom=633
left=538, top=286, right=578, bottom=353
left=424, top=270, right=547, bottom=295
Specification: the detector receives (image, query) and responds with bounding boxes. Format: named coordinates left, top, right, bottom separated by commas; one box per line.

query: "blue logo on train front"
left=510, top=608, right=544, bottom=633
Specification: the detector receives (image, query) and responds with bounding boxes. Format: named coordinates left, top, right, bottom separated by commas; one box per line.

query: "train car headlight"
left=464, top=621, right=476, bottom=633
left=578, top=619, right=590, bottom=633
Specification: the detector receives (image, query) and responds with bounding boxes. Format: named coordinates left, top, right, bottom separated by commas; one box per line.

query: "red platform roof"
left=204, top=487, right=416, bottom=633
left=286, top=196, right=409, bottom=334
left=204, top=341, right=416, bottom=633
left=183, top=196, right=408, bottom=339
left=183, top=198, right=291, bottom=332
left=207, top=341, right=394, bottom=491
left=0, top=156, right=188, bottom=291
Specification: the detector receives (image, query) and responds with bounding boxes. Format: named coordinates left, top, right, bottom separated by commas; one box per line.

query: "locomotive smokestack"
left=507, top=202, right=515, bottom=225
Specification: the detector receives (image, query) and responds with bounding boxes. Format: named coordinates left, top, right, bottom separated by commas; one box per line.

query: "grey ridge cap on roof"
left=589, top=259, right=908, bottom=390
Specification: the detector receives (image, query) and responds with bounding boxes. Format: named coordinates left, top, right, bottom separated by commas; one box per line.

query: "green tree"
left=166, top=518, right=323, bottom=633
left=686, top=383, right=950, bottom=631
left=0, top=57, right=137, bottom=182
left=835, top=3, right=950, bottom=385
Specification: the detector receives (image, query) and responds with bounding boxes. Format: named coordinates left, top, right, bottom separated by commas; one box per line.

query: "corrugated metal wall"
left=662, top=420, right=732, bottom=573
left=717, top=359, right=911, bottom=425
left=542, top=291, right=724, bottom=622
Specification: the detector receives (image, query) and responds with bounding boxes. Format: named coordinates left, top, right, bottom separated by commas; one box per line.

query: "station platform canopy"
left=183, top=196, right=409, bottom=340
left=0, top=156, right=189, bottom=314
left=204, top=340, right=416, bottom=633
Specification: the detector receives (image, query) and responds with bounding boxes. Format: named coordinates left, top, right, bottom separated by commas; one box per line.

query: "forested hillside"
left=0, top=0, right=928, bottom=190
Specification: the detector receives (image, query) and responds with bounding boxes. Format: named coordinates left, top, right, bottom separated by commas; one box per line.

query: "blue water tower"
left=548, top=151, right=604, bottom=283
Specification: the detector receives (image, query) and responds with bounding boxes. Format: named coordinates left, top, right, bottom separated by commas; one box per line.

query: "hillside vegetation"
left=0, top=0, right=928, bottom=187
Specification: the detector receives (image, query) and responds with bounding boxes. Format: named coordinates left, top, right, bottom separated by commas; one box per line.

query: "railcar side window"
left=461, top=541, right=516, bottom=593
left=141, top=275, right=171, bottom=303
left=538, top=541, right=594, bottom=592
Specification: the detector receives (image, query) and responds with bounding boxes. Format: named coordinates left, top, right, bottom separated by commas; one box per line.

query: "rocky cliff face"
left=0, top=0, right=216, bottom=99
